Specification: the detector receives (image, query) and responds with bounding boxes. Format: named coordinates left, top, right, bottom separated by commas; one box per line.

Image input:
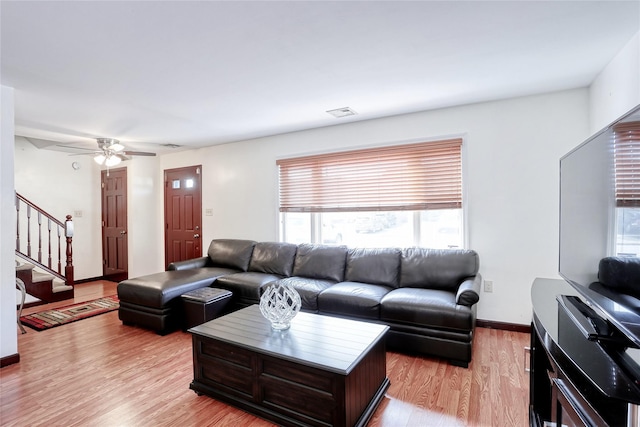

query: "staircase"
left=16, top=262, right=73, bottom=303
left=15, top=192, right=75, bottom=303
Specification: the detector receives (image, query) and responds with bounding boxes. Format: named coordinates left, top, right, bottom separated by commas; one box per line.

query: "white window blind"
left=277, top=138, right=463, bottom=213
left=614, top=122, right=640, bottom=207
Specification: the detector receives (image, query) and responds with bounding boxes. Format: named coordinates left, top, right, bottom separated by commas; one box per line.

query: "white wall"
left=14, top=137, right=103, bottom=279
left=161, top=89, right=590, bottom=325
left=590, top=31, right=640, bottom=131
left=1, top=86, right=17, bottom=361
left=127, top=156, right=164, bottom=277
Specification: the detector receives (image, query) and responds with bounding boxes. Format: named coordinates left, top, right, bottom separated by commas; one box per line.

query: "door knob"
left=194, top=233, right=200, bottom=238
left=120, top=230, right=127, bottom=235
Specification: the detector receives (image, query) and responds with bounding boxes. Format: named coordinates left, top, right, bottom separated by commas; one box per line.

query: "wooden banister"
left=65, top=215, right=74, bottom=286
left=15, top=192, right=74, bottom=286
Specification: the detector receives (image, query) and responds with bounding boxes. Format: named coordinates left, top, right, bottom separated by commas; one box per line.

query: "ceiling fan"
left=89, top=138, right=156, bottom=167
left=21, top=135, right=159, bottom=169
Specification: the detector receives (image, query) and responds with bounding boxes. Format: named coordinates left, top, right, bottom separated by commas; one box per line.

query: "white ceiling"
left=2, top=1, right=639, bottom=154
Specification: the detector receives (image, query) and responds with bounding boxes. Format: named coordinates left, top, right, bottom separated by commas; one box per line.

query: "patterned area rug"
left=20, top=295, right=119, bottom=331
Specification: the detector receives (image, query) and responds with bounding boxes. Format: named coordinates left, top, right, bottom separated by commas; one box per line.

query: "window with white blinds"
left=276, top=138, right=463, bottom=213
left=614, top=122, right=640, bottom=207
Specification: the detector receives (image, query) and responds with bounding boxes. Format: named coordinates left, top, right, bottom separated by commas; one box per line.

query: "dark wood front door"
left=164, top=165, right=203, bottom=268
left=101, top=168, right=128, bottom=281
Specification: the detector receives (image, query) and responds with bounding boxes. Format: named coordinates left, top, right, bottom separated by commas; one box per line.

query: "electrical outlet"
left=484, top=280, right=493, bottom=293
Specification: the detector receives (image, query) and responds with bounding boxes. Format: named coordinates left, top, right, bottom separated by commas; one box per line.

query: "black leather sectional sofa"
left=117, top=239, right=482, bottom=367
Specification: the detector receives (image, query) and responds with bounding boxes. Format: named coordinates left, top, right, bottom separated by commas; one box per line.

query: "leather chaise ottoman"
left=117, top=268, right=237, bottom=334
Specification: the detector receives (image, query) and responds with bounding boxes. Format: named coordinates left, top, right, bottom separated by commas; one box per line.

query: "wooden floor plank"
left=2, top=281, right=530, bottom=426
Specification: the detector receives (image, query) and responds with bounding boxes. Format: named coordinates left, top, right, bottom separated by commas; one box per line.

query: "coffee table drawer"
left=194, top=337, right=254, bottom=398
left=200, top=339, right=253, bottom=368
left=199, top=359, right=253, bottom=398
left=262, top=358, right=334, bottom=392
left=261, top=357, right=337, bottom=424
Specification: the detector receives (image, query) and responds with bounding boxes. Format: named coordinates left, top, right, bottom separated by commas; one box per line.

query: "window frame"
left=613, top=121, right=640, bottom=256
left=277, top=137, right=468, bottom=248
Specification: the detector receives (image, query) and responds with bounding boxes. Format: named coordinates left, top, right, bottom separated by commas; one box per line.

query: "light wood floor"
left=2, top=281, right=530, bottom=426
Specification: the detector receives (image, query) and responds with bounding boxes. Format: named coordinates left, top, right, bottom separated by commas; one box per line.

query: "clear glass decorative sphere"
left=259, top=282, right=301, bottom=330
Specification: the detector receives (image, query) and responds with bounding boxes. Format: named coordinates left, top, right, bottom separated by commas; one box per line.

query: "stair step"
left=52, top=278, right=72, bottom=293
left=31, top=271, right=54, bottom=283
left=17, top=289, right=41, bottom=305
left=15, top=263, right=35, bottom=272
left=15, top=257, right=74, bottom=302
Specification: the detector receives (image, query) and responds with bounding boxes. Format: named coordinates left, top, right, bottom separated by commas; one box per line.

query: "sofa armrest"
left=456, top=274, right=482, bottom=306
left=167, top=256, right=210, bottom=271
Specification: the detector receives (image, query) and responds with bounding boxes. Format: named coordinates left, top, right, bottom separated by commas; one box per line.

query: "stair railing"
left=15, top=192, right=74, bottom=286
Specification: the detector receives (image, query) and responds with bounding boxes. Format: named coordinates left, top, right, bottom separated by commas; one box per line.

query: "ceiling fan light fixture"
left=111, top=143, right=125, bottom=152
left=94, top=154, right=106, bottom=165
left=105, top=155, right=121, bottom=167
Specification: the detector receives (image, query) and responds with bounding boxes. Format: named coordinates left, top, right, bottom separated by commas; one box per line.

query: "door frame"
left=101, top=167, right=128, bottom=282
left=163, top=165, right=203, bottom=268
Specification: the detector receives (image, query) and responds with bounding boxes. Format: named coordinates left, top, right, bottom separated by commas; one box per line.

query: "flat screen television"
left=559, top=103, right=640, bottom=346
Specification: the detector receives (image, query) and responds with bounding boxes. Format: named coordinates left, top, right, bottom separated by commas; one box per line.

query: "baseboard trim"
left=74, top=276, right=108, bottom=285
left=476, top=319, right=531, bottom=333
left=1, top=353, right=20, bottom=368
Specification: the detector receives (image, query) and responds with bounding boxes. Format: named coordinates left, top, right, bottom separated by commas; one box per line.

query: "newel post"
left=65, top=215, right=75, bottom=286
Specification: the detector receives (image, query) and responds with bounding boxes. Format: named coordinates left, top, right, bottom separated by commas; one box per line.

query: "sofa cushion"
left=400, top=248, right=479, bottom=291
left=318, top=281, right=392, bottom=320
left=292, top=244, right=347, bottom=282
left=597, top=257, right=640, bottom=298
left=248, top=242, right=297, bottom=277
left=215, top=272, right=282, bottom=302
left=207, top=239, right=256, bottom=271
left=274, top=277, right=336, bottom=311
left=345, top=247, right=401, bottom=288
left=380, top=288, right=474, bottom=331
left=167, top=256, right=209, bottom=271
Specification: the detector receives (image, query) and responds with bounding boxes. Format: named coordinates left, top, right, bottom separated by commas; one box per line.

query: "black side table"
left=181, top=287, right=232, bottom=329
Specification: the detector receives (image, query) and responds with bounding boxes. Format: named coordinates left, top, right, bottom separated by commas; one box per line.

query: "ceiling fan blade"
left=56, top=144, right=97, bottom=152
left=21, top=135, right=160, bottom=158
left=68, top=152, right=101, bottom=157
left=23, top=137, right=61, bottom=149
left=121, top=151, right=156, bottom=156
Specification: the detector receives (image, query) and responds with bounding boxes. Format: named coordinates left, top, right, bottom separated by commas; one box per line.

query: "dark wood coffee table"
left=189, top=305, right=390, bottom=427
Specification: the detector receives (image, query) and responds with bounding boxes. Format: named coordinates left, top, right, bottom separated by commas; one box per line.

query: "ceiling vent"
left=162, top=143, right=181, bottom=148
left=326, top=107, right=357, bottom=118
